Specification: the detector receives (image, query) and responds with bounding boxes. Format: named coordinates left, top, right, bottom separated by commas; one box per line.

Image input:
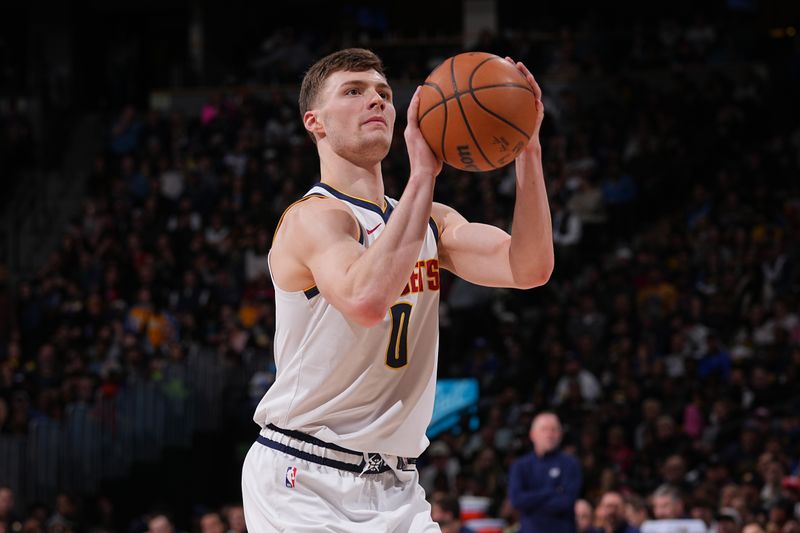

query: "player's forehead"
left=322, top=69, right=390, bottom=95
left=532, top=413, right=560, bottom=430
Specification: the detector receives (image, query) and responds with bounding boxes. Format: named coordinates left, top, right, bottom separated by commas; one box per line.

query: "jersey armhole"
left=269, top=194, right=364, bottom=298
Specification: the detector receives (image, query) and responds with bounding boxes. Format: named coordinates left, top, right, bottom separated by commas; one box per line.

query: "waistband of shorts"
left=256, top=423, right=416, bottom=474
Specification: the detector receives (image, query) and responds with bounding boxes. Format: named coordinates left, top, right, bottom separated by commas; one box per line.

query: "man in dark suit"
left=509, top=412, right=583, bottom=533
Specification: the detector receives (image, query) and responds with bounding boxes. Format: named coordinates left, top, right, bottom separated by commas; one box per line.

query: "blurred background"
left=1, top=1, right=800, bottom=532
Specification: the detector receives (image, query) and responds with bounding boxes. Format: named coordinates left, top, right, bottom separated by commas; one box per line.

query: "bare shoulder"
left=274, top=196, right=359, bottom=248
left=271, top=196, right=360, bottom=291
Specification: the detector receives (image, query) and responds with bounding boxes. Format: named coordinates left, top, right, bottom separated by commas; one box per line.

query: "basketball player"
left=242, top=48, right=552, bottom=532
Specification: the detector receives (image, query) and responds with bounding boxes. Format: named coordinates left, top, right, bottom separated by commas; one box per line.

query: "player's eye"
left=346, top=88, right=361, bottom=96
left=379, top=91, right=392, bottom=101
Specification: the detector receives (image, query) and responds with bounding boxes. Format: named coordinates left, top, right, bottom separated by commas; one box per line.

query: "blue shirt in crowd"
left=508, top=449, right=583, bottom=533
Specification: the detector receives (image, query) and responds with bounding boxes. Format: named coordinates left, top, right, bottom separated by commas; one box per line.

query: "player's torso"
left=255, top=182, right=441, bottom=457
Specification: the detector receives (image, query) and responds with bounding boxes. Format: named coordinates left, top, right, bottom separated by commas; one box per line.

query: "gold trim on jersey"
left=319, top=181, right=389, bottom=213
left=271, top=193, right=329, bottom=243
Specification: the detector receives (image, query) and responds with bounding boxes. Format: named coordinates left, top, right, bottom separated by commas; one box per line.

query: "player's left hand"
left=505, top=57, right=544, bottom=151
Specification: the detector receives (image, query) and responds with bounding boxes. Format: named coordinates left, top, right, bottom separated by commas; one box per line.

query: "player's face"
left=315, top=69, right=395, bottom=163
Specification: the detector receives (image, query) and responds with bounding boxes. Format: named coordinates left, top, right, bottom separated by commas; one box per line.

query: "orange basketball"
left=418, top=52, right=537, bottom=172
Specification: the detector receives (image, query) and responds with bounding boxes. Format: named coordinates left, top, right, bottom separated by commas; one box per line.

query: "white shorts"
left=241, top=425, right=440, bottom=533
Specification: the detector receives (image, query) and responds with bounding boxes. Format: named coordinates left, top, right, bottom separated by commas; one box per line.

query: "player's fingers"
left=407, top=86, right=421, bottom=128
left=505, top=56, right=515, bottom=65
left=516, top=62, right=542, bottom=100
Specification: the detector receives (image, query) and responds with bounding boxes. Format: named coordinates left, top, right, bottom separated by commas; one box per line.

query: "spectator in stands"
left=589, top=492, right=640, bottom=533
left=509, top=412, right=582, bottom=533
left=420, top=441, right=460, bottom=497
left=220, top=505, right=246, bottom=533
left=552, top=354, right=602, bottom=406
left=575, top=499, right=593, bottom=533
left=145, top=512, right=183, bottom=533
left=430, top=494, right=475, bottom=533
left=552, top=199, right=583, bottom=276
left=624, top=495, right=648, bottom=529
left=110, top=106, right=142, bottom=156
left=765, top=499, right=794, bottom=532
left=21, top=517, right=45, bottom=533
left=0, top=487, right=20, bottom=532
left=715, top=508, right=743, bottom=533
left=199, top=511, right=226, bottom=533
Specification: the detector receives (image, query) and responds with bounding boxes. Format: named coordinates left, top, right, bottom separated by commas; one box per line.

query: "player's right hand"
left=405, top=86, right=443, bottom=179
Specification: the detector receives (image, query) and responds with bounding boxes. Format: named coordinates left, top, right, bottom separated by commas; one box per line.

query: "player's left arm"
left=434, top=58, right=553, bottom=289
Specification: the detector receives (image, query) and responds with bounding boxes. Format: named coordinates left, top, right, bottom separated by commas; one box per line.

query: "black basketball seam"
left=469, top=85, right=533, bottom=140
left=418, top=83, right=533, bottom=124
left=469, top=55, right=530, bottom=88
left=469, top=55, right=499, bottom=82
left=450, top=54, right=495, bottom=170
left=467, top=56, right=533, bottom=159
left=469, top=91, right=531, bottom=139
left=420, top=80, right=449, bottom=164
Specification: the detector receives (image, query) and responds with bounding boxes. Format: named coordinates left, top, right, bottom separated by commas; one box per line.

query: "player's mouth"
left=363, top=116, right=387, bottom=126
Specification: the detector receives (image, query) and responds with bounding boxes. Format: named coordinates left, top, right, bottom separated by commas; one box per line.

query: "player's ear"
left=304, top=111, right=325, bottom=138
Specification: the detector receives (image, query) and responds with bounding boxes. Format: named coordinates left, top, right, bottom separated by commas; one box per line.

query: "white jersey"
left=254, top=182, right=441, bottom=458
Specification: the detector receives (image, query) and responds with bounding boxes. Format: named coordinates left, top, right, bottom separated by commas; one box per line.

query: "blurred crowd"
left=2, top=9, right=800, bottom=533
left=0, top=98, right=35, bottom=205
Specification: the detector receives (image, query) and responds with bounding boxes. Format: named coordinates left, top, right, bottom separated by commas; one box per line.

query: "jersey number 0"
left=386, top=303, right=412, bottom=368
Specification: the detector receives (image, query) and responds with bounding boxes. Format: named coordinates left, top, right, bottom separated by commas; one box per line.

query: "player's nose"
left=367, top=89, right=385, bottom=110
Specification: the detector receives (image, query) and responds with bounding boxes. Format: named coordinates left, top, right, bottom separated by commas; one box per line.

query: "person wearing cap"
left=509, top=412, right=583, bottom=533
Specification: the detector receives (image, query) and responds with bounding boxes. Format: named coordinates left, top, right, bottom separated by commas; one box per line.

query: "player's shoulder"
left=274, top=194, right=359, bottom=244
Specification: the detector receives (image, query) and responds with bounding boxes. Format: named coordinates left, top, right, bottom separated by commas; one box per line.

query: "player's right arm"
left=272, top=87, right=441, bottom=328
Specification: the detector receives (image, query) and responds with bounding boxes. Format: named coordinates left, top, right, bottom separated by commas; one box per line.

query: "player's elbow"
left=514, top=257, right=554, bottom=289
left=346, top=296, right=388, bottom=328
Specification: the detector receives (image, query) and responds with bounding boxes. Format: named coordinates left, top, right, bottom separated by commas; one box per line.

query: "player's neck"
left=318, top=147, right=385, bottom=207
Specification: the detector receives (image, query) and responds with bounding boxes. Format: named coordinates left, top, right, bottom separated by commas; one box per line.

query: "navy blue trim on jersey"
left=303, top=286, right=320, bottom=299
left=383, top=199, right=394, bottom=220
left=428, top=218, right=439, bottom=243
left=315, top=182, right=392, bottom=222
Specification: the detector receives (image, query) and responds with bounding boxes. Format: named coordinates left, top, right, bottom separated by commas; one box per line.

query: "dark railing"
left=0, top=345, right=224, bottom=510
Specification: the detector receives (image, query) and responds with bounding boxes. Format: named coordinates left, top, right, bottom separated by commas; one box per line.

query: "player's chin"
left=359, top=135, right=392, bottom=159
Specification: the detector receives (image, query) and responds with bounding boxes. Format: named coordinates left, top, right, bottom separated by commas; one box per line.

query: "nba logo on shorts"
left=285, top=466, right=297, bottom=488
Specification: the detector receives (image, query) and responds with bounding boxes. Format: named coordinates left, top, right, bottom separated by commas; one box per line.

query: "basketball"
left=418, top=52, right=538, bottom=172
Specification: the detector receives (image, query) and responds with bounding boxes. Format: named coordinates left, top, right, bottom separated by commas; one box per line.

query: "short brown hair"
left=298, top=48, right=386, bottom=135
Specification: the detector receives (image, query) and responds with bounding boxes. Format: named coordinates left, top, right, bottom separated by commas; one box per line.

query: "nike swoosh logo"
left=366, top=223, right=382, bottom=235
